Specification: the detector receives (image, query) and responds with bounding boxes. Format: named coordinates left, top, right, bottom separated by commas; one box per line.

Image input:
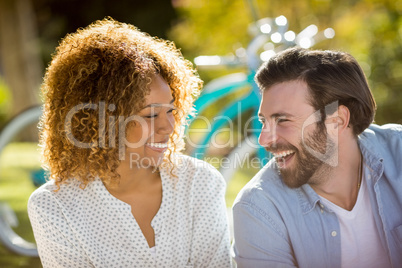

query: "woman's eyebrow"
left=143, top=98, right=175, bottom=108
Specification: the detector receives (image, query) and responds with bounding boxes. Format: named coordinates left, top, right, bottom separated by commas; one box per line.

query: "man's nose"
left=258, top=123, right=278, bottom=148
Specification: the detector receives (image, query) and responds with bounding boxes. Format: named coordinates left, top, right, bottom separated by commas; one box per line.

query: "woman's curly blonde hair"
left=40, top=18, right=202, bottom=189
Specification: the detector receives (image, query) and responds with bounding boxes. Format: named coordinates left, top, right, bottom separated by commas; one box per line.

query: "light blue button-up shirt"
left=232, top=124, right=402, bottom=268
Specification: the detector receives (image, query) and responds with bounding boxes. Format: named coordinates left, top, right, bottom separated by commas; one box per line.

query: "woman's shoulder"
left=174, top=154, right=222, bottom=175
left=28, top=178, right=86, bottom=210
left=171, top=154, right=226, bottom=189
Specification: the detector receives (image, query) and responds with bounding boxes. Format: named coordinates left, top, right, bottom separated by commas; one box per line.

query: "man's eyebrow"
left=143, top=98, right=175, bottom=108
left=270, top=112, right=294, bottom=119
left=258, top=112, right=294, bottom=119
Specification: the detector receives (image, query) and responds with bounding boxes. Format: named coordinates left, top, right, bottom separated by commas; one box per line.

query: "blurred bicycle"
left=0, top=105, right=42, bottom=257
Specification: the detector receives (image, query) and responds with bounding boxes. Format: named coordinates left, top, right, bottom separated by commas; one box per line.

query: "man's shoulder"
left=360, top=124, right=402, bottom=157
left=361, top=124, right=402, bottom=140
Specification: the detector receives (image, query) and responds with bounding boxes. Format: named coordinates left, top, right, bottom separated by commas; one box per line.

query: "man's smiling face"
left=258, top=80, right=336, bottom=188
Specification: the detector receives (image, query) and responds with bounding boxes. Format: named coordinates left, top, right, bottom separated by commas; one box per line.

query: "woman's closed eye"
left=143, top=114, right=158, bottom=119
left=167, top=108, right=177, bottom=114
left=143, top=108, right=176, bottom=119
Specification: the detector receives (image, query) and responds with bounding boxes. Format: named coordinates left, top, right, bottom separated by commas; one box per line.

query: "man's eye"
left=258, top=117, right=266, bottom=124
left=276, top=118, right=289, bottom=123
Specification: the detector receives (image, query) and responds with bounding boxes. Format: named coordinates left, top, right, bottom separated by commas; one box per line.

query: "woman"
left=28, top=18, right=231, bottom=267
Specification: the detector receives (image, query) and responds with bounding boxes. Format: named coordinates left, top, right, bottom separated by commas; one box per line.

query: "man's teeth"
left=147, top=143, right=168, bottom=148
left=273, top=150, right=294, bottom=158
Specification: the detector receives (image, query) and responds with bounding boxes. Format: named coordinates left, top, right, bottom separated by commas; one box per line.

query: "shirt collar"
left=296, top=128, right=385, bottom=214
left=358, top=132, right=384, bottom=182
left=298, top=184, right=321, bottom=214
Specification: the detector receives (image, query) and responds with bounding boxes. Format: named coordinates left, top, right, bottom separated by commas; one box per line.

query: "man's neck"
left=309, top=139, right=361, bottom=211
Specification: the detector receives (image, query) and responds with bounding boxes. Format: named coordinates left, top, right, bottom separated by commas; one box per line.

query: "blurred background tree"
left=33, top=0, right=177, bottom=64
left=169, top=0, right=402, bottom=124
left=0, top=0, right=177, bottom=123
left=0, top=0, right=42, bottom=119
left=0, top=0, right=400, bottom=125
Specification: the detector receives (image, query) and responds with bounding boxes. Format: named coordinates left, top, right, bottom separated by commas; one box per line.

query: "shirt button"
left=320, top=209, right=324, bottom=213
left=331, top=231, right=337, bottom=237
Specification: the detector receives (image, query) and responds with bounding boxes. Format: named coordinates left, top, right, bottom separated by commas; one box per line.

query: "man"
left=232, top=48, right=402, bottom=268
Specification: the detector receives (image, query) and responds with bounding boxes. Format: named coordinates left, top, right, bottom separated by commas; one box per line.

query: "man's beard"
left=270, top=125, right=337, bottom=188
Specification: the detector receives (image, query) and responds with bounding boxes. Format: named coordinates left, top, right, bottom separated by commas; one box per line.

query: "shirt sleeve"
left=28, top=189, right=93, bottom=268
left=232, top=201, right=297, bottom=268
left=190, top=163, right=232, bottom=268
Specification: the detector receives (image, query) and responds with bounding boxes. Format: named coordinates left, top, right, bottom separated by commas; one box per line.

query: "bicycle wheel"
left=0, top=105, right=42, bottom=257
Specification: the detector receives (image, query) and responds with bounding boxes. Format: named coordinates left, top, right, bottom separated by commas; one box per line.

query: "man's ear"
left=325, top=105, right=350, bottom=134
left=336, top=105, right=350, bottom=131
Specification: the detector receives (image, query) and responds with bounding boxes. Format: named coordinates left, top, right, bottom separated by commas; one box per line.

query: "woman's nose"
left=156, top=112, right=175, bottom=135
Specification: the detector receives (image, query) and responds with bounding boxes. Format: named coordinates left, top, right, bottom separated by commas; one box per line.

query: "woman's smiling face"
left=124, top=74, right=176, bottom=168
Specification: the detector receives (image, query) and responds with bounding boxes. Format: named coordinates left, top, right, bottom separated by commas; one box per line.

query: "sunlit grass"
left=0, top=143, right=42, bottom=267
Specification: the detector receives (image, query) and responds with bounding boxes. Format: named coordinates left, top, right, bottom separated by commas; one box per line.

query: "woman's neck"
left=108, top=160, right=161, bottom=196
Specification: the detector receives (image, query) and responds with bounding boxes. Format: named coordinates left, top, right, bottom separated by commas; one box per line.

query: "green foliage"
left=0, top=77, right=12, bottom=126
left=170, top=0, right=252, bottom=58
left=169, top=0, right=402, bottom=124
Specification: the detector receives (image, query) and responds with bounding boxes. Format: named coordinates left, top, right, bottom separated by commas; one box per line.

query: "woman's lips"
left=145, top=142, right=168, bottom=152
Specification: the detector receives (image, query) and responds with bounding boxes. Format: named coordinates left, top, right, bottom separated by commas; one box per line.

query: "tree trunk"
left=0, top=0, right=42, bottom=114
left=0, top=0, right=42, bottom=141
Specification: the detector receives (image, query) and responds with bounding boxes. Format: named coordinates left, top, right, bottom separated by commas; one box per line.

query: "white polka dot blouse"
left=28, top=155, right=231, bottom=267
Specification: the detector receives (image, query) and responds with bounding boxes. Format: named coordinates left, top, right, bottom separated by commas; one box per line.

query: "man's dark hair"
left=255, top=47, right=376, bottom=136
